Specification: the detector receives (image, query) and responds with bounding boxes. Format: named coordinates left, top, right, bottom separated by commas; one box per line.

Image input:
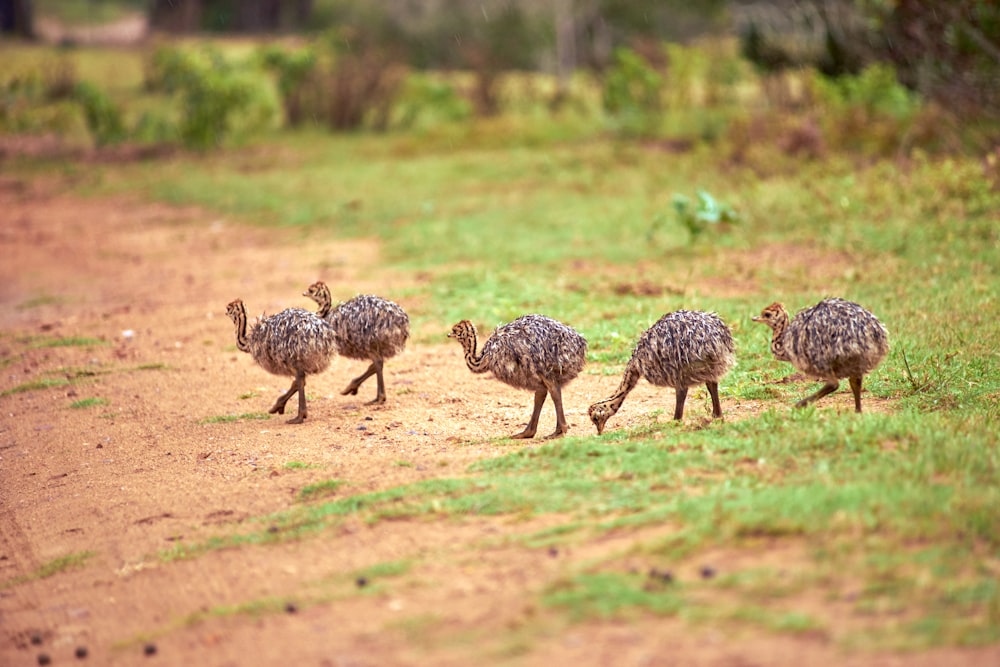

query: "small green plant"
left=671, top=189, right=740, bottom=241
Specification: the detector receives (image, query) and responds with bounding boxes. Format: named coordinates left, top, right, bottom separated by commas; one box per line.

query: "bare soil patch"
left=1, top=181, right=994, bottom=666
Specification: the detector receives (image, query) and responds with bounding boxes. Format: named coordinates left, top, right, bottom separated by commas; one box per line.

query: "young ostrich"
left=448, top=315, right=587, bottom=439
left=588, top=310, right=736, bottom=434
left=303, top=281, right=410, bottom=405
left=226, top=299, right=337, bottom=424
left=752, top=298, right=888, bottom=412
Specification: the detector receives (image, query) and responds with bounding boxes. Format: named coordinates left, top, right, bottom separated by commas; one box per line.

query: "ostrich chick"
left=753, top=298, right=888, bottom=412
left=588, top=310, right=736, bottom=434
left=448, top=315, right=587, bottom=439
left=226, top=299, right=337, bottom=424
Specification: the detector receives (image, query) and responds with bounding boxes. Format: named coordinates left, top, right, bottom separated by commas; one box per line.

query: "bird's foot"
left=365, top=395, right=387, bottom=406
left=268, top=402, right=286, bottom=415
left=340, top=385, right=360, bottom=396
left=287, top=413, right=307, bottom=424
left=543, top=428, right=568, bottom=440
left=509, top=429, right=537, bottom=440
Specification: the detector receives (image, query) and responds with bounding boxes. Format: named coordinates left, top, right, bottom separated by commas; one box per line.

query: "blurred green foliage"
left=72, top=80, right=126, bottom=146
left=602, top=47, right=663, bottom=138
left=148, top=46, right=278, bottom=149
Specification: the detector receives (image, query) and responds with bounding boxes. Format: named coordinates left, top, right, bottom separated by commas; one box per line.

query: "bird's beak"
left=595, top=423, right=604, bottom=435
left=751, top=315, right=762, bottom=322
left=446, top=332, right=454, bottom=338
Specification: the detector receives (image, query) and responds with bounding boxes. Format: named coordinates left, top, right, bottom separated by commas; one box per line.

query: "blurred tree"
left=733, top=0, right=872, bottom=77
left=0, top=0, right=33, bottom=37
left=150, top=0, right=316, bottom=32
left=873, top=0, right=1000, bottom=116
left=150, top=0, right=202, bottom=32
left=577, top=0, right=729, bottom=71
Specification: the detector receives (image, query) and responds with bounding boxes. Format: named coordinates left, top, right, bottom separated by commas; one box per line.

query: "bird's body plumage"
left=449, top=314, right=587, bottom=439
left=589, top=310, right=735, bottom=433
left=226, top=300, right=337, bottom=424
left=753, top=297, right=888, bottom=412
left=304, top=282, right=409, bottom=405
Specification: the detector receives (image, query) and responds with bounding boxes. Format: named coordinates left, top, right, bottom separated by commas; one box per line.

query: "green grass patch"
left=134, top=363, right=169, bottom=371
left=200, top=412, right=271, bottom=424
left=1, top=377, right=71, bottom=397
left=354, top=559, right=412, bottom=581
left=69, top=396, right=107, bottom=409
left=297, top=479, right=345, bottom=502
left=16, top=295, right=64, bottom=310
left=283, top=461, right=318, bottom=470
left=31, top=336, right=108, bottom=348
left=1, top=550, right=96, bottom=589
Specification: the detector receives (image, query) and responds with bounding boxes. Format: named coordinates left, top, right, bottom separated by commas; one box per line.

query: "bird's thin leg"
left=849, top=376, right=863, bottom=413
left=544, top=384, right=569, bottom=439
left=269, top=376, right=301, bottom=415
left=366, top=359, right=386, bottom=406
left=706, top=381, right=723, bottom=418
left=341, top=363, right=377, bottom=397
left=287, top=372, right=308, bottom=424
left=673, top=387, right=689, bottom=420
left=796, top=381, right=839, bottom=408
left=511, top=389, right=546, bottom=439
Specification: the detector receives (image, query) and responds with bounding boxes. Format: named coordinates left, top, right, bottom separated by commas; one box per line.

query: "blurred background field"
left=2, top=0, right=999, bottom=658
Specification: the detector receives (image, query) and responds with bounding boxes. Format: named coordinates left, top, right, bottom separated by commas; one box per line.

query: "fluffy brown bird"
left=588, top=310, right=736, bottom=434
left=303, top=281, right=409, bottom=405
left=448, top=315, right=587, bottom=439
left=753, top=298, right=888, bottom=412
left=226, top=299, right=337, bottom=424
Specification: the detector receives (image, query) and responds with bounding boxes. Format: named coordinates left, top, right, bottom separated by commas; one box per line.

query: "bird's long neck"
left=461, top=330, right=490, bottom=374
left=769, top=309, right=790, bottom=360
left=594, top=358, right=642, bottom=417
left=315, top=286, right=333, bottom=319
left=232, top=305, right=252, bottom=353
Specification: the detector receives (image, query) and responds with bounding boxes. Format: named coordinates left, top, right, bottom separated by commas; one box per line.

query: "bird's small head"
left=226, top=299, right=246, bottom=322
left=303, top=281, right=331, bottom=306
left=752, top=302, right=787, bottom=330
left=447, top=320, right=476, bottom=343
left=588, top=402, right=613, bottom=435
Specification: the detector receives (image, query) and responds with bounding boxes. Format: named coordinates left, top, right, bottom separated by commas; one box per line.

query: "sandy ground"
left=1, top=173, right=997, bottom=667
